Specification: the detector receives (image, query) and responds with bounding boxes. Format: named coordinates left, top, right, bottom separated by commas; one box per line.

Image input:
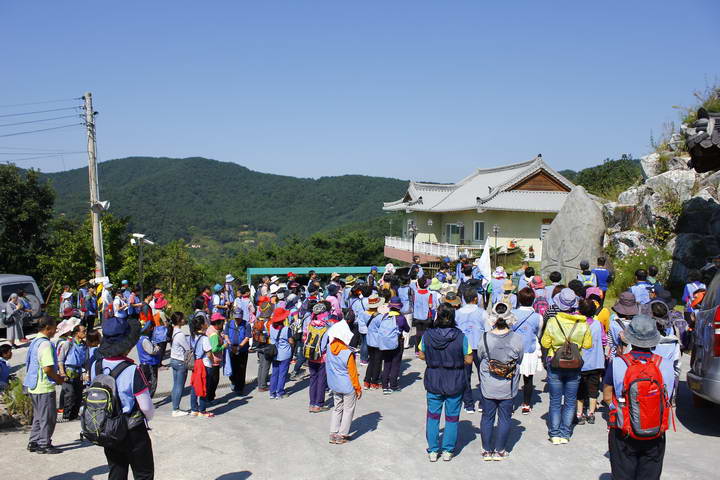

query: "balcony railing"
left=385, top=236, right=484, bottom=261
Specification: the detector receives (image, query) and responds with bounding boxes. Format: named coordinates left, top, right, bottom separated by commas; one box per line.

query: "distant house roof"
left=383, top=156, right=575, bottom=213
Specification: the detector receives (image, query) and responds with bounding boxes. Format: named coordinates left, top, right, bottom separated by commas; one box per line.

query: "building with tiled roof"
left=382, top=155, right=575, bottom=262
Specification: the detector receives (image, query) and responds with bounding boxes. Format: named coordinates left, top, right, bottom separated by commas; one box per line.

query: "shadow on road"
left=675, top=380, right=720, bottom=437
left=455, top=420, right=479, bottom=456
left=350, top=411, right=382, bottom=439
left=399, top=372, right=421, bottom=389
left=215, top=471, right=252, bottom=480
left=47, top=464, right=109, bottom=480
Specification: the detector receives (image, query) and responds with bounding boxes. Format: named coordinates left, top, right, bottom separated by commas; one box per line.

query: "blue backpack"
left=377, top=314, right=400, bottom=351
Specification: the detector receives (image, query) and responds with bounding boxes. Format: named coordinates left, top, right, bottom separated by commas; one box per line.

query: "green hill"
left=44, top=157, right=408, bottom=244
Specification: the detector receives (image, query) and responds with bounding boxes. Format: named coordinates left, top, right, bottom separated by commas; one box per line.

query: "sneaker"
left=258, top=387, right=269, bottom=392
left=576, top=414, right=586, bottom=425
left=360, top=361, right=368, bottom=366
left=37, top=445, right=62, bottom=454
left=190, top=411, right=200, bottom=417
left=27, top=442, right=38, bottom=452
left=493, top=450, right=510, bottom=461
left=550, top=437, right=562, bottom=445
left=309, top=406, right=320, bottom=413
left=171, top=410, right=189, bottom=417
left=197, top=411, right=215, bottom=418
left=441, top=451, right=453, bottom=462
left=464, top=407, right=476, bottom=414
left=559, top=438, right=569, bottom=445
left=586, top=413, right=596, bottom=424
left=428, top=451, right=439, bottom=462
left=382, top=389, right=392, bottom=395
left=482, top=450, right=494, bottom=461
left=521, top=404, right=531, bottom=415
left=317, top=405, right=331, bottom=412
left=392, top=387, right=402, bottom=393
left=363, top=382, right=371, bottom=390
left=371, top=384, right=381, bottom=390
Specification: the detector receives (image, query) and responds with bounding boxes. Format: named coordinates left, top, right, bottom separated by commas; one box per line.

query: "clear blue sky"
left=1, top=1, right=717, bottom=182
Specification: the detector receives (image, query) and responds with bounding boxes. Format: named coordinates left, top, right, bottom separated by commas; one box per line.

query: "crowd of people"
left=5, top=254, right=711, bottom=480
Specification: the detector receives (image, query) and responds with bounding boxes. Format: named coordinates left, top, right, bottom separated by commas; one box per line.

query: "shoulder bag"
left=483, top=333, right=516, bottom=379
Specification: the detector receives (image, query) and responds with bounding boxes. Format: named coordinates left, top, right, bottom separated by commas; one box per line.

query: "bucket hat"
left=443, top=291, right=461, bottom=307
left=225, top=274, right=235, bottom=283
left=529, top=275, right=545, bottom=290
left=502, top=279, right=514, bottom=292
left=623, top=314, right=662, bottom=348
left=493, top=266, right=506, bottom=279
left=388, top=296, right=403, bottom=309
left=553, top=288, right=579, bottom=311
left=345, top=275, right=357, bottom=286
left=270, top=276, right=280, bottom=284
left=613, top=292, right=639, bottom=316
left=366, top=293, right=385, bottom=308
left=327, top=320, right=354, bottom=345
left=54, top=317, right=81, bottom=339
left=429, top=278, right=442, bottom=291
left=271, top=307, right=290, bottom=324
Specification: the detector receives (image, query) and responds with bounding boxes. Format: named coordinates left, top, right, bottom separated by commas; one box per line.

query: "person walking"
left=603, top=315, right=675, bottom=480
left=169, top=312, right=191, bottom=416
left=253, top=296, right=274, bottom=391
left=513, top=288, right=543, bottom=415
left=189, top=315, right=214, bottom=418
left=454, top=289, right=485, bottom=414
left=136, top=322, right=161, bottom=398
left=377, top=297, right=410, bottom=394
left=267, top=307, right=294, bottom=399
left=25, top=316, right=64, bottom=454
left=306, top=302, right=331, bottom=412
left=224, top=309, right=251, bottom=395
left=361, top=294, right=385, bottom=390
left=541, top=288, right=592, bottom=445
left=609, top=292, right=639, bottom=360
left=4, top=293, right=25, bottom=348
left=205, top=313, right=226, bottom=403
left=412, top=277, right=435, bottom=355
left=477, top=302, right=524, bottom=460
left=419, top=305, right=473, bottom=462
left=576, top=299, right=607, bottom=425
left=326, top=320, right=362, bottom=444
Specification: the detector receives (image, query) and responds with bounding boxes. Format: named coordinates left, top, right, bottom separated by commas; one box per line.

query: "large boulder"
left=605, top=203, right=652, bottom=231
left=645, top=169, right=698, bottom=203
left=608, top=230, right=651, bottom=258
left=669, top=233, right=720, bottom=284
left=640, top=152, right=691, bottom=178
left=542, top=186, right=605, bottom=281
left=617, top=185, right=649, bottom=205
left=640, top=153, right=660, bottom=178
left=675, top=197, right=720, bottom=235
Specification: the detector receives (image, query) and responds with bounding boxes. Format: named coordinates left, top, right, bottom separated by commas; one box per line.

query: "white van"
left=0, top=274, right=45, bottom=329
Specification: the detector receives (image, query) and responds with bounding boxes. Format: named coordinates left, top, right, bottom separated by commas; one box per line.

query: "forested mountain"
left=43, top=157, right=408, bottom=244
left=560, top=155, right=642, bottom=199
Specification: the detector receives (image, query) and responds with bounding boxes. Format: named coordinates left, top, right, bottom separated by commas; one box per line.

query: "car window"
left=1, top=282, right=36, bottom=302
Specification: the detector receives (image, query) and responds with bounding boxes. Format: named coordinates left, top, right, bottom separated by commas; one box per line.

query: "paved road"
left=1, top=333, right=719, bottom=480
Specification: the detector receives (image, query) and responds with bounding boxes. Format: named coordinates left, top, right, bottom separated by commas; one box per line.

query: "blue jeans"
left=293, top=341, right=306, bottom=374
left=170, top=358, right=188, bottom=411
left=462, top=350, right=482, bottom=409
left=480, top=397, right=513, bottom=452
left=547, top=366, right=580, bottom=439
left=270, top=358, right=291, bottom=396
left=425, top=392, right=462, bottom=453
left=360, top=334, right=369, bottom=364
left=190, top=389, right=207, bottom=413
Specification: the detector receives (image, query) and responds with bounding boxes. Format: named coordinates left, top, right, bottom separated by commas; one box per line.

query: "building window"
left=473, top=221, right=485, bottom=242
left=540, top=224, right=551, bottom=240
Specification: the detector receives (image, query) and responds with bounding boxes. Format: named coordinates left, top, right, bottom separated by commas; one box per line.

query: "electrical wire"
left=0, top=98, right=81, bottom=109
left=0, top=106, right=81, bottom=118
left=2, top=152, right=87, bottom=163
left=0, top=114, right=82, bottom=128
left=0, top=123, right=84, bottom=138
left=0, top=150, right=86, bottom=155
left=0, top=145, right=82, bottom=151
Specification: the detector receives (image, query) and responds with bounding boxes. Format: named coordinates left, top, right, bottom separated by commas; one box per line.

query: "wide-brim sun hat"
left=613, top=291, right=639, bottom=316
left=269, top=284, right=280, bottom=295
left=327, top=320, right=354, bottom=345
left=388, top=296, right=403, bottom=309
left=213, top=283, right=222, bottom=293
left=270, top=276, right=280, bottom=284
left=443, top=292, right=461, bottom=306
left=345, top=275, right=357, bottom=285
left=429, top=278, right=442, bottom=291
left=226, top=274, right=235, bottom=283
left=502, top=279, right=514, bottom=291
left=623, top=314, right=662, bottom=348
left=385, top=263, right=396, bottom=274
left=647, top=300, right=671, bottom=328
left=529, top=275, right=545, bottom=290
left=366, top=293, right=385, bottom=308
left=54, top=317, right=81, bottom=339
left=271, top=307, right=291, bottom=323
left=493, top=266, right=506, bottom=278
left=211, top=312, right=226, bottom=322
left=553, top=288, right=579, bottom=311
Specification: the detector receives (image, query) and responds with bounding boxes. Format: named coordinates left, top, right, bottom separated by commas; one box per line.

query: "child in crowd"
left=206, top=313, right=227, bottom=403
left=137, top=322, right=161, bottom=397
left=0, top=344, right=13, bottom=391
left=56, top=320, right=86, bottom=420
left=591, top=257, right=612, bottom=294
left=82, top=330, right=102, bottom=386
left=190, top=315, right=214, bottom=418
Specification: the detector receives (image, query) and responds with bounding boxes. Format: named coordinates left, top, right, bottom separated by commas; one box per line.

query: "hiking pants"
left=309, top=362, right=327, bottom=407
left=293, top=340, right=306, bottom=374
left=547, top=367, right=580, bottom=439
left=522, top=375, right=534, bottom=406
left=608, top=429, right=666, bottom=480
left=480, top=397, right=513, bottom=453
left=330, top=391, right=357, bottom=437
left=269, top=358, right=290, bottom=397
left=105, top=426, right=154, bottom=480
left=206, top=365, right=220, bottom=402
left=413, top=321, right=430, bottom=353
left=365, top=346, right=382, bottom=385
left=360, top=334, right=369, bottom=364
left=29, top=392, right=56, bottom=448
left=462, top=350, right=482, bottom=409
left=425, top=392, right=462, bottom=453
left=61, top=371, right=83, bottom=420
left=140, top=364, right=159, bottom=398
left=229, top=350, right=248, bottom=393
left=257, top=350, right=271, bottom=389
left=381, top=345, right=402, bottom=390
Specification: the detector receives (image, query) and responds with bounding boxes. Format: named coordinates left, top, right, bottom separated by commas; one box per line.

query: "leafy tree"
left=563, top=155, right=642, bottom=200
left=0, top=165, right=54, bottom=277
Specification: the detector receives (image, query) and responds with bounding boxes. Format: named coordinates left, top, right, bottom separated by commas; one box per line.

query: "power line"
left=0, top=150, right=86, bottom=155
left=0, top=98, right=80, bottom=109
left=0, top=114, right=82, bottom=128
left=0, top=123, right=84, bottom=138
left=0, top=145, right=82, bottom=151
left=0, top=106, right=81, bottom=119
left=2, top=153, right=86, bottom=163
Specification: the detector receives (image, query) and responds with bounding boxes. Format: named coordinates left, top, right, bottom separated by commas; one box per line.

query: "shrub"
left=608, top=247, right=671, bottom=298
left=1, top=377, right=32, bottom=424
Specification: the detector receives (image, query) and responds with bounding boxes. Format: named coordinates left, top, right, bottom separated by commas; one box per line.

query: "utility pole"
left=84, top=92, right=106, bottom=278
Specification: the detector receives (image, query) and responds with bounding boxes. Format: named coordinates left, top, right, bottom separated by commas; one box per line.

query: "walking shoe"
left=521, top=404, right=531, bottom=415
left=586, top=413, right=596, bottom=424
left=482, top=450, right=494, bottom=461
left=269, top=394, right=277, bottom=399
left=258, top=387, right=269, bottom=392
left=559, top=438, right=569, bottom=445
left=371, top=384, right=381, bottom=390
left=171, top=410, right=189, bottom=417
left=441, top=451, right=453, bottom=462
left=36, top=445, right=62, bottom=454
left=190, top=411, right=200, bottom=417
left=289, top=372, right=297, bottom=381
left=493, top=450, right=510, bottom=461
left=329, top=434, right=340, bottom=444
left=464, top=407, right=475, bottom=414
left=27, top=442, right=38, bottom=452
left=550, top=437, right=562, bottom=445
left=576, top=414, right=586, bottom=425
left=309, top=406, right=320, bottom=413
left=363, top=381, right=371, bottom=390
left=197, top=412, right=215, bottom=418
left=392, top=387, right=402, bottom=393
left=317, top=405, right=331, bottom=412
left=382, top=389, right=392, bottom=395
left=428, top=451, right=439, bottom=462
left=360, top=361, right=368, bottom=366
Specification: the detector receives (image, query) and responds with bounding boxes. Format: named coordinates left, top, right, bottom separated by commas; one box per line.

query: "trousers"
left=257, top=350, right=271, bottom=389
left=104, top=426, right=154, bottom=480
left=269, top=358, right=290, bottom=396
left=29, top=392, right=56, bottom=447
left=547, top=366, right=580, bottom=439
left=330, top=391, right=357, bottom=436
left=425, top=392, right=462, bottom=453
left=381, top=345, right=402, bottom=389
left=308, top=362, right=327, bottom=406
left=480, top=397, right=513, bottom=453
left=608, top=429, right=665, bottom=480
left=364, top=346, right=382, bottom=385
left=229, top=350, right=249, bottom=393
left=205, top=365, right=220, bottom=402
left=462, top=350, right=481, bottom=409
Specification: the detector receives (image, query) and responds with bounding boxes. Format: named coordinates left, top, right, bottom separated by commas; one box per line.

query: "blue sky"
left=1, top=1, right=717, bottom=182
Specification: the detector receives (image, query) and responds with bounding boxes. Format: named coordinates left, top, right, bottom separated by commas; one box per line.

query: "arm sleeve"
left=347, top=353, right=361, bottom=393
left=133, top=369, right=155, bottom=421
left=209, top=334, right=224, bottom=353
left=540, top=328, right=553, bottom=350
left=142, top=338, right=160, bottom=355
left=463, top=335, right=472, bottom=355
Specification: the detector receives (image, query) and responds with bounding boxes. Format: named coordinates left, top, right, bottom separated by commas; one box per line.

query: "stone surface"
left=605, top=203, right=651, bottom=231
left=669, top=232, right=720, bottom=285
left=640, top=152, right=661, bottom=178
left=645, top=169, right=698, bottom=203
left=542, top=186, right=605, bottom=281
left=608, top=230, right=650, bottom=258
left=675, top=197, right=720, bottom=235
left=617, top=185, right=648, bottom=205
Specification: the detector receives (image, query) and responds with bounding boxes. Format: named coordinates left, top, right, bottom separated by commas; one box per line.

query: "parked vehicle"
left=687, top=271, right=720, bottom=406
left=0, top=274, right=45, bottom=330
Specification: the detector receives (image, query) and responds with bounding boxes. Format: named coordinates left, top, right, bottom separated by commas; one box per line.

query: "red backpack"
left=610, top=353, right=671, bottom=440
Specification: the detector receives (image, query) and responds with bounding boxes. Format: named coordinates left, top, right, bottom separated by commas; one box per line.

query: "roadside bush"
left=608, top=247, right=672, bottom=298
left=1, top=378, right=32, bottom=425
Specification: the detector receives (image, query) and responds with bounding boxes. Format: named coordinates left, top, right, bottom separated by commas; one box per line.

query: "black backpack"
left=81, top=361, right=132, bottom=447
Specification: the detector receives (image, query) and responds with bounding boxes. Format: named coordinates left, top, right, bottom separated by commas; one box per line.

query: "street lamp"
left=492, top=224, right=500, bottom=267
left=408, top=220, right=418, bottom=261
left=130, top=233, right=155, bottom=299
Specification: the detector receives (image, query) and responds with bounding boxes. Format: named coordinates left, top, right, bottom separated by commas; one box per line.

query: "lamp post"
left=492, top=224, right=500, bottom=267
left=130, top=233, right=155, bottom=299
left=408, top=220, right=418, bottom=262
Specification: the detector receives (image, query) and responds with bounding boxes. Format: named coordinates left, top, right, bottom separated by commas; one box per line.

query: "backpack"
left=173, top=330, right=194, bottom=370
left=690, top=289, right=706, bottom=310
left=610, top=354, right=671, bottom=440
left=252, top=318, right=269, bottom=344
left=532, top=294, right=550, bottom=317
left=550, top=319, right=584, bottom=370
left=81, top=361, right=132, bottom=448
left=377, top=314, right=400, bottom=351
left=304, top=324, right=328, bottom=361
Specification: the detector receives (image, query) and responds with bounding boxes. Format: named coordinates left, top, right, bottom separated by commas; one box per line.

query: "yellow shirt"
left=29, top=333, right=57, bottom=394
left=596, top=307, right=611, bottom=334
left=541, top=312, right=593, bottom=357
